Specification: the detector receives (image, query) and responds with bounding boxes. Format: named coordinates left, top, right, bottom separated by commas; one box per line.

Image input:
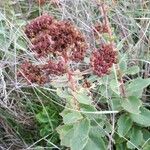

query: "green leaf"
left=111, top=97, right=122, bottom=111
left=110, top=79, right=120, bottom=95
left=36, top=112, right=49, bottom=123
left=15, top=38, right=27, bottom=51
left=89, top=126, right=105, bottom=137
left=80, top=104, right=97, bottom=112
left=125, top=66, right=140, bottom=75
left=34, top=146, right=45, bottom=150
left=40, top=124, right=51, bottom=137
left=121, top=96, right=142, bottom=114
left=116, top=142, right=130, bottom=150
left=126, top=78, right=150, bottom=98
left=143, top=142, right=150, bottom=150
left=72, top=89, right=91, bottom=105
left=142, top=129, right=150, bottom=141
left=127, top=127, right=143, bottom=149
left=70, top=118, right=90, bottom=150
left=57, top=124, right=74, bottom=147
left=130, top=107, right=150, bottom=127
left=83, top=129, right=106, bottom=150
left=119, top=59, right=127, bottom=72
left=117, top=114, right=133, bottom=137
left=60, top=109, right=83, bottom=124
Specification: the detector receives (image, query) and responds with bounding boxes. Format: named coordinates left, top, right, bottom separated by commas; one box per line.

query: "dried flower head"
left=19, top=14, right=88, bottom=85
left=25, top=14, right=53, bottom=39
left=93, top=23, right=109, bottom=38
left=25, top=14, right=87, bottom=61
left=18, top=61, right=47, bottom=85
left=42, top=60, right=66, bottom=76
left=90, top=44, right=117, bottom=77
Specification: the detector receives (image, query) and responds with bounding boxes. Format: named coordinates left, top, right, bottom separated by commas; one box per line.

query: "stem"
left=99, top=4, right=126, bottom=149
left=62, top=52, right=80, bottom=110
left=100, top=3, right=126, bottom=98
left=62, top=52, right=76, bottom=91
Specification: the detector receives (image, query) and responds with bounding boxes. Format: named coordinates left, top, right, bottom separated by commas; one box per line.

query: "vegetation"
left=0, top=0, right=150, bottom=149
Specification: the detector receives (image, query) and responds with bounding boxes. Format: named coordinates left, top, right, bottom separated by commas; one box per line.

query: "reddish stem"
left=100, top=4, right=126, bottom=98
left=62, top=52, right=76, bottom=91
left=62, top=52, right=80, bottom=110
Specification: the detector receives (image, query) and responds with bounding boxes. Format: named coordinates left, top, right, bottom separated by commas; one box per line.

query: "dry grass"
left=0, top=0, right=150, bottom=149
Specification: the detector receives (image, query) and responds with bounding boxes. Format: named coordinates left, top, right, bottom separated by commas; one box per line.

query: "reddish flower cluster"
left=19, top=14, right=118, bottom=85
left=19, top=14, right=88, bottom=85
left=19, top=59, right=66, bottom=84
left=25, top=14, right=87, bottom=61
left=18, top=61, right=48, bottom=85
left=25, top=14, right=53, bottom=39
left=93, top=23, right=109, bottom=37
left=42, top=60, right=66, bottom=76
left=90, top=44, right=117, bottom=77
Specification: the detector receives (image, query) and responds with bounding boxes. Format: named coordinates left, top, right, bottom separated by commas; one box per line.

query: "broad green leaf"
left=130, top=107, right=150, bottom=127
left=142, top=129, right=150, bottom=141
left=121, top=96, right=142, bottom=114
left=110, top=79, right=120, bottom=95
left=57, top=124, right=74, bottom=147
left=126, top=78, right=150, bottom=98
left=115, top=134, right=125, bottom=144
left=99, top=84, right=112, bottom=98
left=70, top=118, right=90, bottom=150
left=111, top=97, right=122, bottom=111
left=125, top=66, right=140, bottom=75
left=127, top=127, right=143, bottom=149
left=80, top=104, right=97, bottom=112
left=72, top=89, right=91, bottom=105
left=117, top=114, right=133, bottom=137
left=116, top=142, right=130, bottom=150
left=83, top=129, right=106, bottom=150
left=60, top=109, right=83, bottom=124
left=89, top=126, right=106, bottom=137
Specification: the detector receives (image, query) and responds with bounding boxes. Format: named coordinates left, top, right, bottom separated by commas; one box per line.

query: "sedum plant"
left=17, top=2, right=150, bottom=150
